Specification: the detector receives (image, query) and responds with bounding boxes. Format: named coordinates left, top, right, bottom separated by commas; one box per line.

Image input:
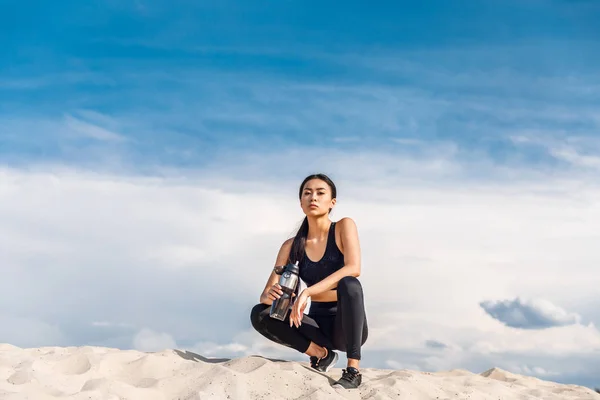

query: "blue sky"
left=2, top=0, right=600, bottom=175
left=2, top=0, right=600, bottom=392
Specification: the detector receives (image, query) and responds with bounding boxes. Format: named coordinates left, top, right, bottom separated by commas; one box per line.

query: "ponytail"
left=289, top=216, right=309, bottom=264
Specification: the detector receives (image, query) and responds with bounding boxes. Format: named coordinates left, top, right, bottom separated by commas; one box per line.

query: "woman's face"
left=300, top=179, right=336, bottom=216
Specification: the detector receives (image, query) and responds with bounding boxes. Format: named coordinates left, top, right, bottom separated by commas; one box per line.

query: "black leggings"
left=250, top=276, right=368, bottom=360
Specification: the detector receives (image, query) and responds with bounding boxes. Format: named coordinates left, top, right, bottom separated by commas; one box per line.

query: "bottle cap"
left=286, top=261, right=300, bottom=275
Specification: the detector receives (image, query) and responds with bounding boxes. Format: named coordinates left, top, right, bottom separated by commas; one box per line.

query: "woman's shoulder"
left=335, top=217, right=357, bottom=231
left=334, top=217, right=359, bottom=241
left=281, top=237, right=295, bottom=249
left=334, top=217, right=359, bottom=255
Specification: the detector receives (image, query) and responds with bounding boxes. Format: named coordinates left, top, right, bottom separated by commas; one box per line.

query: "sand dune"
left=0, top=343, right=598, bottom=399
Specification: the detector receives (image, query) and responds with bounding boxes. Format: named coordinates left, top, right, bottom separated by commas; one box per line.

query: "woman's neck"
left=306, top=215, right=331, bottom=240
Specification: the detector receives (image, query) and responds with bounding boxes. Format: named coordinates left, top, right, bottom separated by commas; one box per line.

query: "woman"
left=250, top=173, right=368, bottom=390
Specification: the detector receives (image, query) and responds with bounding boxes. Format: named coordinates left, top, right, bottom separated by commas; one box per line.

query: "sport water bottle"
left=269, top=261, right=300, bottom=321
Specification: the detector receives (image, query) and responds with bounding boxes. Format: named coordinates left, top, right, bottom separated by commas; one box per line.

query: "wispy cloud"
left=2, top=38, right=598, bottom=178
left=92, top=321, right=134, bottom=328
left=0, top=73, right=115, bottom=90
left=548, top=146, right=600, bottom=169
left=509, top=134, right=600, bottom=170
left=391, top=138, right=422, bottom=145
left=64, top=114, right=126, bottom=142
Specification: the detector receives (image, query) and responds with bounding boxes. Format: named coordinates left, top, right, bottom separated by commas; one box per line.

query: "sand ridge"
left=0, top=344, right=598, bottom=399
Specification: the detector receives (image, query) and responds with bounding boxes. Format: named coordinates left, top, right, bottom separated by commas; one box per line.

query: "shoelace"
left=340, top=368, right=359, bottom=382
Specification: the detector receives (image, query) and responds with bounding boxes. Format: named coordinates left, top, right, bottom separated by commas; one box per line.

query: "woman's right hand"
left=266, top=283, right=284, bottom=302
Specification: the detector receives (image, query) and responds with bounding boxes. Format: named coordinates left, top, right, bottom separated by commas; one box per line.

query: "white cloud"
left=548, top=146, right=600, bottom=169
left=512, top=365, right=560, bottom=378
left=509, top=134, right=600, bottom=170
left=0, top=155, right=599, bottom=386
left=92, top=321, right=134, bottom=328
left=133, top=328, right=177, bottom=352
left=190, top=341, right=248, bottom=357
left=391, top=138, right=422, bottom=145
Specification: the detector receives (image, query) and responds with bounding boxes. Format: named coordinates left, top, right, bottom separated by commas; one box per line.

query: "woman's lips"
left=310, top=204, right=318, bottom=208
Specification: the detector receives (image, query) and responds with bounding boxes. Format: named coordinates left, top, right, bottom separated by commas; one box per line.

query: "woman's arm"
left=306, top=217, right=361, bottom=297
left=259, top=238, right=294, bottom=305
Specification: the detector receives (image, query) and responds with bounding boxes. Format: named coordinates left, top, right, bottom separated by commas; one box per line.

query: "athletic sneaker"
left=332, top=367, right=362, bottom=389
left=309, top=347, right=338, bottom=372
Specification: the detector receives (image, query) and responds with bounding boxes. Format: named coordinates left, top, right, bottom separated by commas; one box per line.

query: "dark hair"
left=288, top=173, right=337, bottom=264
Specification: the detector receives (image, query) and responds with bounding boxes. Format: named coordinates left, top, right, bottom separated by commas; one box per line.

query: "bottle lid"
left=286, top=261, right=300, bottom=275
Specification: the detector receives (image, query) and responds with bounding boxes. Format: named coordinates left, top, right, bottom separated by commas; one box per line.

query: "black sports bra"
left=298, top=221, right=345, bottom=287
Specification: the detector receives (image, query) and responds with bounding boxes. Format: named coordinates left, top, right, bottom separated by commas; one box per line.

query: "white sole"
left=332, top=383, right=359, bottom=390
left=323, top=352, right=339, bottom=372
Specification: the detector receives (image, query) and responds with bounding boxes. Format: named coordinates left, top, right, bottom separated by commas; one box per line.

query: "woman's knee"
left=250, top=303, right=270, bottom=331
left=337, top=276, right=363, bottom=299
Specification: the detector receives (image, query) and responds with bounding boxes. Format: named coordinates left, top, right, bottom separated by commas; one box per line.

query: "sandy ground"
left=1, top=343, right=599, bottom=399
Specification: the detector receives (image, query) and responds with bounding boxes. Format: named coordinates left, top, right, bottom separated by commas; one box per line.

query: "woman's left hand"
left=290, top=289, right=310, bottom=328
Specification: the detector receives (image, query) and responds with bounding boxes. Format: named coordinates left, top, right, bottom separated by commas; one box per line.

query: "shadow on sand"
left=172, top=351, right=337, bottom=384
left=174, top=352, right=332, bottom=373
left=173, top=350, right=230, bottom=363
left=173, top=350, right=292, bottom=364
